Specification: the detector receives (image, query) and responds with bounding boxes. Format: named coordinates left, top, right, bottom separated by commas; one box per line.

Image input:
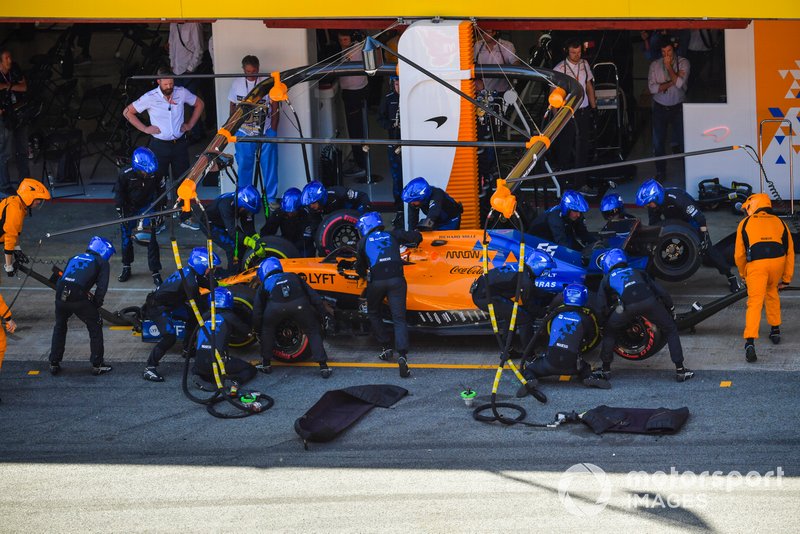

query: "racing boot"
left=256, top=361, right=272, bottom=374
left=378, top=347, right=393, bottom=361
left=397, top=355, right=411, bottom=378
left=583, top=369, right=612, bottom=389
left=769, top=326, right=781, bottom=345
left=319, top=361, right=333, bottom=379
left=727, top=274, right=741, bottom=293
left=745, top=339, right=757, bottom=363
left=675, top=367, right=694, bottom=382
left=49, top=363, right=61, bottom=375
left=152, top=272, right=163, bottom=287
left=118, top=265, right=132, bottom=283
left=143, top=366, right=165, bottom=382
left=92, top=362, right=113, bottom=376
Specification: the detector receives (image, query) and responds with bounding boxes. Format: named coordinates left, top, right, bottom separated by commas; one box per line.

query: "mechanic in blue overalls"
left=354, top=211, right=423, bottom=378
left=594, top=248, right=694, bottom=388
left=192, top=287, right=256, bottom=386
left=260, top=187, right=316, bottom=257
left=115, top=147, right=165, bottom=286
left=519, top=283, right=596, bottom=392
left=637, top=178, right=740, bottom=292
left=402, top=177, right=463, bottom=231
left=301, top=180, right=373, bottom=249
left=252, top=257, right=333, bottom=378
left=142, top=247, right=220, bottom=383
left=527, top=190, right=597, bottom=250
left=600, top=192, right=636, bottom=222
left=470, top=250, right=556, bottom=354
left=203, top=185, right=260, bottom=274
left=49, top=236, right=115, bottom=376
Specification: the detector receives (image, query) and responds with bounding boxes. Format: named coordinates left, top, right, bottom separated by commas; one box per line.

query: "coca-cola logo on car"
left=449, top=265, right=483, bottom=275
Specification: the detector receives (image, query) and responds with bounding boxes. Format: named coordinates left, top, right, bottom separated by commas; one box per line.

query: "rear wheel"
left=315, top=209, right=361, bottom=256
left=228, top=286, right=257, bottom=349
left=271, top=319, right=311, bottom=362
left=649, top=221, right=702, bottom=282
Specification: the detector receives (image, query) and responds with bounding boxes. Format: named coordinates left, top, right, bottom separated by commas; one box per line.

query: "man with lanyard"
left=354, top=212, right=422, bottom=377
left=734, top=194, right=795, bottom=362
left=647, top=35, right=690, bottom=181
left=552, top=38, right=597, bottom=195
left=0, top=48, right=30, bottom=192
left=123, top=67, right=205, bottom=231
left=115, top=147, right=165, bottom=286
left=228, top=55, right=280, bottom=208
left=48, top=236, right=115, bottom=377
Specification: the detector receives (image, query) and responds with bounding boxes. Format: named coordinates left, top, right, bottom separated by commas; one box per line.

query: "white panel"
left=684, top=26, right=762, bottom=196
left=398, top=20, right=471, bottom=191
left=211, top=21, right=315, bottom=194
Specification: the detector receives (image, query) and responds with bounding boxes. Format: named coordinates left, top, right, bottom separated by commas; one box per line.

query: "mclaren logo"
left=425, top=116, right=448, bottom=128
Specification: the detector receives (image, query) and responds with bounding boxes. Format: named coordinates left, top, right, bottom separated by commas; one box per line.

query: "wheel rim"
left=273, top=319, right=309, bottom=361
left=615, top=316, right=658, bottom=359
left=658, top=237, right=691, bottom=268
left=228, top=296, right=256, bottom=348
left=331, top=225, right=359, bottom=250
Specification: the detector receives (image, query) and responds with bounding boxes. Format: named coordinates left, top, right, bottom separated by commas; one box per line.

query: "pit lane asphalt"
left=0, top=202, right=798, bottom=531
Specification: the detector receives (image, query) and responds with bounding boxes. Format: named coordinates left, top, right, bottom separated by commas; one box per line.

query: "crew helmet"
left=258, top=257, right=283, bottom=284
left=87, top=236, right=116, bottom=261
left=636, top=178, right=665, bottom=206
left=559, top=190, right=589, bottom=216
left=131, top=147, right=158, bottom=174
left=401, top=177, right=432, bottom=203
left=563, top=283, right=588, bottom=307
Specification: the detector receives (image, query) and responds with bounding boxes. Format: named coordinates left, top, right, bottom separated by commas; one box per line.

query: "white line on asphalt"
left=2, top=286, right=154, bottom=292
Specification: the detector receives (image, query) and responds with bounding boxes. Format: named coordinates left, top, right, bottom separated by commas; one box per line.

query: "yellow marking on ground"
left=27, top=370, right=40, bottom=376
left=720, top=380, right=732, bottom=388
left=246, top=360, right=507, bottom=370
left=559, top=375, right=572, bottom=382
left=109, top=326, right=133, bottom=331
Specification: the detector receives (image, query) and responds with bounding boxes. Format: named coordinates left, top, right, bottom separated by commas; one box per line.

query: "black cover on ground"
left=580, top=405, right=690, bottom=434
left=295, top=384, right=408, bottom=444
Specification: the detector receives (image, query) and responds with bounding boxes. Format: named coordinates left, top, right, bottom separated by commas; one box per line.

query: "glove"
left=416, top=218, right=435, bottom=231
left=700, top=231, right=712, bottom=252
left=243, top=235, right=259, bottom=250
left=4, top=264, right=16, bottom=277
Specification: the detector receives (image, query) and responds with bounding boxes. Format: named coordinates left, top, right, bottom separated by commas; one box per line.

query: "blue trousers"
left=236, top=129, right=278, bottom=203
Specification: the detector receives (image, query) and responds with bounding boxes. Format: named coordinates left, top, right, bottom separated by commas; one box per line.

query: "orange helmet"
left=741, top=193, right=772, bottom=216
left=17, top=178, right=51, bottom=206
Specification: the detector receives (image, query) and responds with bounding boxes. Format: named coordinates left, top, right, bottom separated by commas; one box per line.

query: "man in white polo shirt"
left=123, top=67, right=205, bottom=230
left=228, top=54, right=280, bottom=209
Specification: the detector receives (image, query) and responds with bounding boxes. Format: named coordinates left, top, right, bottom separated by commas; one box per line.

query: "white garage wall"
left=210, top=21, right=316, bottom=194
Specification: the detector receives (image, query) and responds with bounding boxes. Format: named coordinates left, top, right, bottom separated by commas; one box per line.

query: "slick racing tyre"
left=649, top=220, right=702, bottom=282
left=613, top=314, right=667, bottom=361
left=241, top=236, right=300, bottom=271
left=315, top=209, right=361, bottom=256
left=227, top=285, right=258, bottom=349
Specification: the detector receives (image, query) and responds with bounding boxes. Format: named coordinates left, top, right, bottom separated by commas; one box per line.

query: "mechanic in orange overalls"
left=0, top=178, right=51, bottom=276
left=0, top=292, right=18, bottom=404
left=734, top=193, right=794, bottom=362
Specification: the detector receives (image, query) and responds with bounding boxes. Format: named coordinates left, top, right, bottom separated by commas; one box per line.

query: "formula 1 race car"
left=213, top=215, right=736, bottom=364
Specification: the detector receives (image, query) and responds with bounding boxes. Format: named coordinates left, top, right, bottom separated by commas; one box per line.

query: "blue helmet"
left=237, top=185, right=262, bottom=214
left=187, top=247, right=221, bottom=276
left=258, top=257, right=283, bottom=284
left=563, top=283, right=588, bottom=307
left=402, top=177, right=432, bottom=203
left=87, top=236, right=115, bottom=261
left=525, top=250, right=556, bottom=276
left=636, top=178, right=665, bottom=206
left=559, top=190, right=589, bottom=216
left=131, top=147, right=157, bottom=174
left=281, top=187, right=302, bottom=214
left=357, top=211, right=384, bottom=236
left=301, top=181, right=328, bottom=207
left=600, top=193, right=624, bottom=215
left=601, top=248, right=628, bottom=274
left=209, top=287, right=233, bottom=310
